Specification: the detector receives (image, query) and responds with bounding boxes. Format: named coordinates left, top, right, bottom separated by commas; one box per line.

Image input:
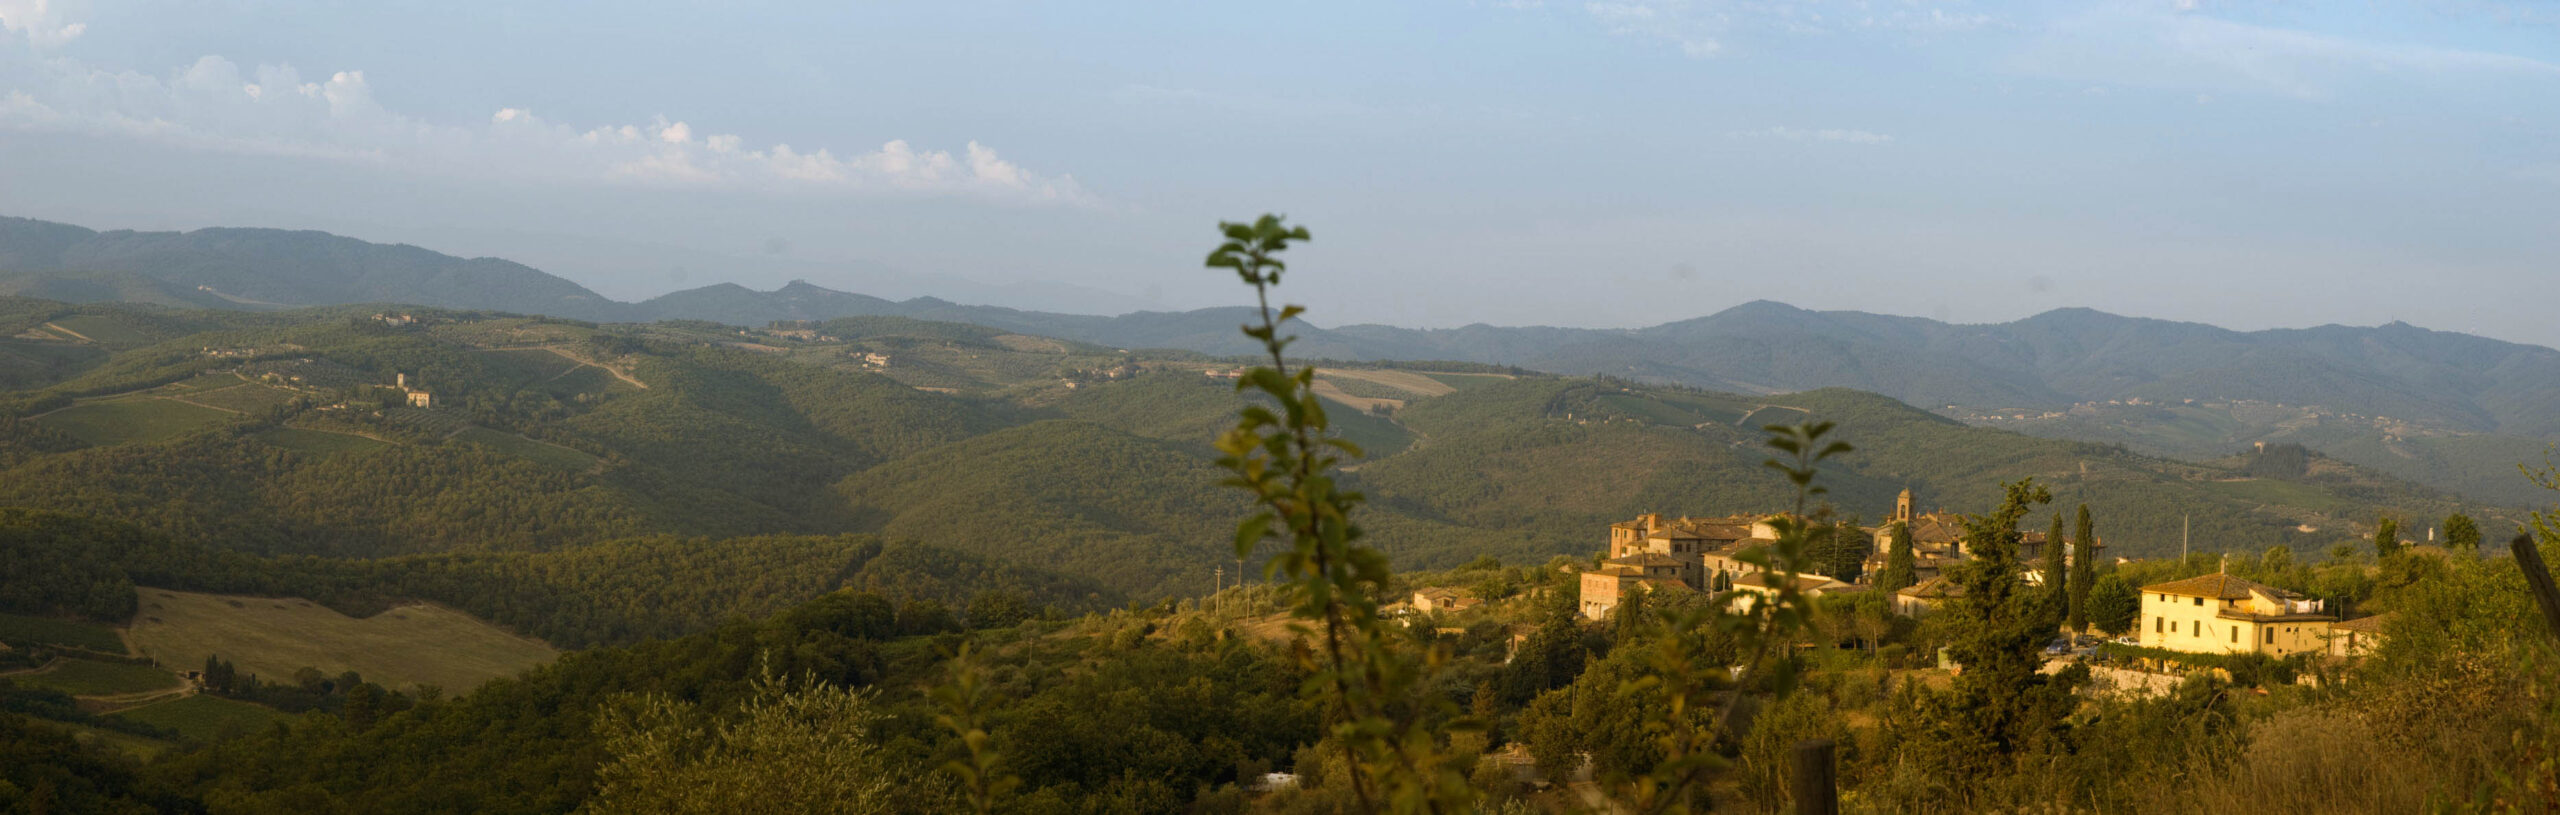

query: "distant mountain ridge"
left=9, top=214, right=2560, bottom=492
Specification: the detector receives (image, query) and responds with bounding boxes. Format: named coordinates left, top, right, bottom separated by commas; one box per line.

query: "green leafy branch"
left=1208, top=215, right=1474, bottom=813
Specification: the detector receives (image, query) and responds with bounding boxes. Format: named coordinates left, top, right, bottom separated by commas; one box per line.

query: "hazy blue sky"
left=2, top=1, right=2555, bottom=345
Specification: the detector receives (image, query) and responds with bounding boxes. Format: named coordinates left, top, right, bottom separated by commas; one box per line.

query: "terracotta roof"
left=2331, top=613, right=2394, bottom=633
left=1896, top=576, right=1964, bottom=599
left=2141, top=573, right=2264, bottom=600
left=1630, top=576, right=1693, bottom=592
left=2248, top=584, right=2307, bottom=601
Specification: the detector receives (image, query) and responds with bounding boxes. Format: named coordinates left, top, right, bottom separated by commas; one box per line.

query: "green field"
left=1421, top=372, right=1513, bottom=391
left=156, top=371, right=249, bottom=394
left=47, top=721, right=176, bottom=761
left=2204, top=478, right=2351, bottom=515
left=114, top=695, right=297, bottom=742
left=1597, top=393, right=1721, bottom=426
left=478, top=347, right=587, bottom=380
left=36, top=398, right=232, bottom=445
left=255, top=427, right=390, bottom=455
left=0, top=612, right=127, bottom=653
left=127, top=589, right=559, bottom=693
left=47, top=314, right=153, bottom=346
left=454, top=426, right=600, bottom=470
left=9, top=658, right=182, bottom=696
left=185, top=382, right=299, bottom=413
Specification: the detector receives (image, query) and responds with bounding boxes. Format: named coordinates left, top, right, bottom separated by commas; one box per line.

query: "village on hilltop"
left=1552, top=487, right=2390, bottom=667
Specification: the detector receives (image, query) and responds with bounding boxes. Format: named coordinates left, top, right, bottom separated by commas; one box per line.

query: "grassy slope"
left=0, top=612, right=126, bottom=653
left=36, top=399, right=233, bottom=445
left=10, top=659, right=180, bottom=696
left=112, top=695, right=299, bottom=742
left=127, top=589, right=557, bottom=693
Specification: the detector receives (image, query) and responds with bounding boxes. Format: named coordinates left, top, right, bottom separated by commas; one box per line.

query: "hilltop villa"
left=2138, top=573, right=2335, bottom=657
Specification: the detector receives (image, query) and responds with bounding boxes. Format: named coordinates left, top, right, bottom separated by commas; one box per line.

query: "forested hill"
left=9, top=216, right=2558, bottom=508
left=0, top=217, right=620, bottom=319
left=0, top=295, right=2517, bottom=620
left=11, top=215, right=2556, bottom=433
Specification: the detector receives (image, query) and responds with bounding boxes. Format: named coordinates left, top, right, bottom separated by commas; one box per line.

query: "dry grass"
left=1323, top=369, right=1458, bottom=397
left=1308, top=379, right=1404, bottom=414
left=127, top=589, right=558, bottom=693
left=2154, top=707, right=2436, bottom=815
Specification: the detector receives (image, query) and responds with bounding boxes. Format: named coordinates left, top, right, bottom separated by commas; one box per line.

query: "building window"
left=2193, top=597, right=2203, bottom=606
left=2231, top=628, right=2239, bottom=643
left=2265, top=628, right=2275, bottom=644
left=2193, top=624, right=2201, bottom=638
left=2155, top=617, right=2163, bottom=633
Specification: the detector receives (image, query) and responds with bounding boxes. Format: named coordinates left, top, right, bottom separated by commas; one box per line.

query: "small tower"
left=1894, top=488, right=1914, bottom=524
left=396, top=372, right=408, bottom=389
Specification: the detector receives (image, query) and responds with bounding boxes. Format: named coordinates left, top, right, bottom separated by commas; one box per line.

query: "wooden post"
left=1791, top=738, right=1837, bottom=815
left=2512, top=534, right=2560, bottom=643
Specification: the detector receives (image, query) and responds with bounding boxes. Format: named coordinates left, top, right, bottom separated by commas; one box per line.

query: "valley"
left=0, top=226, right=2548, bottom=813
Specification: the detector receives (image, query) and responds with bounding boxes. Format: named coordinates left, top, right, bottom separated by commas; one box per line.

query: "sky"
left=1, top=0, right=2556, bottom=345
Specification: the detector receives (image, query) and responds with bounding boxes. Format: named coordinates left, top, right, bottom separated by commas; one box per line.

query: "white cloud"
left=1731, top=126, right=1895, bottom=144
left=2015, top=5, right=2560, bottom=99
left=0, top=0, right=84, bottom=47
left=1585, top=1, right=1728, bottom=57
left=1563, top=0, right=1998, bottom=57
left=0, top=8, right=1088, bottom=205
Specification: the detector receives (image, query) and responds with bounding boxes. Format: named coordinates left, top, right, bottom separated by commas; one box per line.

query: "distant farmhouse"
left=396, top=372, right=433, bottom=408
left=1579, top=512, right=1854, bottom=619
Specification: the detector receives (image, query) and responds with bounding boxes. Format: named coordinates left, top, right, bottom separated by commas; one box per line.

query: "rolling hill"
left=0, top=292, right=2531, bottom=616
left=7, top=215, right=2553, bottom=508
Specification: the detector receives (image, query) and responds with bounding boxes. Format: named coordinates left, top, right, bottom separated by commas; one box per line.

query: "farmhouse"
left=1892, top=576, right=1963, bottom=618
left=1578, top=568, right=1690, bottom=620
left=395, top=372, right=433, bottom=409
left=2138, top=573, right=2334, bottom=658
left=1411, top=587, right=1481, bottom=614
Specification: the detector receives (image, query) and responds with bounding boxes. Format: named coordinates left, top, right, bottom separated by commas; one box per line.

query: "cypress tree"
left=2042, top=512, right=2067, bottom=610
left=1934, top=479, right=2081, bottom=783
left=1879, top=521, right=1917, bottom=593
left=2374, top=515, right=2400, bottom=559
left=2068, top=504, right=2095, bottom=634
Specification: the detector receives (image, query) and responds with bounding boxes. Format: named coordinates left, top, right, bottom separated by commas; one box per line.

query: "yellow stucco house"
left=2139, top=573, right=2334, bottom=657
